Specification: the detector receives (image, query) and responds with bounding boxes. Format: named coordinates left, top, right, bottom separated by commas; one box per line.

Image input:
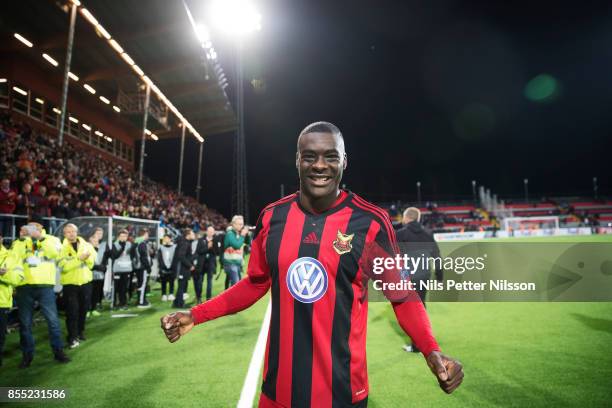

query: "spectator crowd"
left=0, top=111, right=227, bottom=237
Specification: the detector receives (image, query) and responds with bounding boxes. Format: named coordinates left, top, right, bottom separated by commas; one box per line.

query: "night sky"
left=147, top=0, right=612, bottom=223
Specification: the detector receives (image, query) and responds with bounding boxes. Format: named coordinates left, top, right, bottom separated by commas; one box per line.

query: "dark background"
left=147, top=0, right=612, bottom=222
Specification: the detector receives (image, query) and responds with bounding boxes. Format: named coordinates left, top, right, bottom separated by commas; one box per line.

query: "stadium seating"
left=0, top=111, right=227, bottom=230
left=383, top=198, right=612, bottom=233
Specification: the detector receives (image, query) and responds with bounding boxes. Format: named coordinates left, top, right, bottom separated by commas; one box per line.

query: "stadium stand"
left=0, top=110, right=227, bottom=231
left=383, top=199, right=612, bottom=234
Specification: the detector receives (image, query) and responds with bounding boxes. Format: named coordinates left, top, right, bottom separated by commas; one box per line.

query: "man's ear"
left=295, top=152, right=300, bottom=169
left=343, top=153, right=348, bottom=170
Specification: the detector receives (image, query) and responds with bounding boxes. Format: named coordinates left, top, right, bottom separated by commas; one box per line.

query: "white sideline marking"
left=237, top=301, right=272, bottom=408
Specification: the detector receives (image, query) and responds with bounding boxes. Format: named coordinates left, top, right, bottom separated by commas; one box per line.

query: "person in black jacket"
left=396, top=207, right=443, bottom=353
left=193, top=231, right=209, bottom=304
left=172, top=228, right=196, bottom=308
left=134, top=229, right=152, bottom=308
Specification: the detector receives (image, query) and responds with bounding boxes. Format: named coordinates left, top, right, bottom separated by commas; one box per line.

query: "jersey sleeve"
left=190, top=209, right=272, bottom=325
left=372, top=214, right=441, bottom=356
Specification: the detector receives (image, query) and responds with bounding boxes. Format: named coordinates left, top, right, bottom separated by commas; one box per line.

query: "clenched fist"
left=426, top=351, right=464, bottom=394
left=160, top=311, right=194, bottom=343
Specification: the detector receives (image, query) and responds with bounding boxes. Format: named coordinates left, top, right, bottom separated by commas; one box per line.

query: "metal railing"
left=0, top=214, right=67, bottom=245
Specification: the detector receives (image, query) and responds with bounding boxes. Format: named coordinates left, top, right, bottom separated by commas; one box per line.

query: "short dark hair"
left=299, top=121, right=342, bottom=139
left=182, top=228, right=193, bottom=237
left=118, top=229, right=129, bottom=236
left=138, top=228, right=149, bottom=237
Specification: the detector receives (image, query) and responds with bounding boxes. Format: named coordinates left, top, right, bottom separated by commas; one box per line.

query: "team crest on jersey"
left=332, top=230, right=354, bottom=255
left=286, top=257, right=328, bottom=303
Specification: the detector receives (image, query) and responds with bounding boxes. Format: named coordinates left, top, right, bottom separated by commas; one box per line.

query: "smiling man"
left=161, top=122, right=463, bottom=407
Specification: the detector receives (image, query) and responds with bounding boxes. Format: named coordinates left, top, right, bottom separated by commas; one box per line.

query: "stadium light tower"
left=416, top=181, right=422, bottom=205
left=523, top=178, right=529, bottom=203
left=207, top=0, right=261, bottom=222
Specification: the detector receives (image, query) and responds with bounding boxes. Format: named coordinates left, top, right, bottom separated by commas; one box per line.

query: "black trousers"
left=410, top=279, right=427, bottom=348
left=135, top=268, right=150, bottom=305
left=63, top=283, right=92, bottom=342
left=173, top=267, right=190, bottom=308
left=90, top=279, right=104, bottom=311
left=0, top=307, right=8, bottom=361
left=204, top=256, right=216, bottom=300
left=160, top=272, right=175, bottom=295
left=114, top=273, right=130, bottom=307
left=193, top=265, right=203, bottom=301
left=127, top=271, right=136, bottom=300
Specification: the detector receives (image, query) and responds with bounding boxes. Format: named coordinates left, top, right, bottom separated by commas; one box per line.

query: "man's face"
left=118, top=233, right=128, bottom=242
left=232, top=218, right=244, bottom=233
left=206, top=226, right=215, bottom=238
left=64, top=226, right=77, bottom=242
left=29, top=227, right=41, bottom=239
left=1, top=179, right=9, bottom=190
left=296, top=132, right=347, bottom=200
left=162, top=236, right=171, bottom=245
left=94, top=230, right=103, bottom=241
left=19, top=226, right=28, bottom=239
left=22, top=183, right=31, bottom=194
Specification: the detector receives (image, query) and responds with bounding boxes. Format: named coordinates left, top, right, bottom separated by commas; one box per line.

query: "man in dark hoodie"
left=172, top=229, right=196, bottom=308
left=396, top=207, right=443, bottom=353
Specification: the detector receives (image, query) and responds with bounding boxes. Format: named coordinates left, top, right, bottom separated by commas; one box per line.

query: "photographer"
left=16, top=222, right=69, bottom=367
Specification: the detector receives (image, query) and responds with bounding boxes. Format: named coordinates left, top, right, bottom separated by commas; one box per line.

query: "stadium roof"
left=1, top=0, right=237, bottom=140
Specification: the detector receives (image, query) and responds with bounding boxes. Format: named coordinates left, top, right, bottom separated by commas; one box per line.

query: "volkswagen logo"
left=286, top=257, right=328, bottom=303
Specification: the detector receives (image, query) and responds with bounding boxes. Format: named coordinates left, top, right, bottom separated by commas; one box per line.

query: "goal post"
left=503, top=216, right=560, bottom=237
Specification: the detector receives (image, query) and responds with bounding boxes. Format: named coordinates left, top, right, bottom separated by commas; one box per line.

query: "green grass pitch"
left=1, top=235, right=611, bottom=407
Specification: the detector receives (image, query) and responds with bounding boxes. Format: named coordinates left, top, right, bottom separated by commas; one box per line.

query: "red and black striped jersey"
left=191, top=191, right=439, bottom=408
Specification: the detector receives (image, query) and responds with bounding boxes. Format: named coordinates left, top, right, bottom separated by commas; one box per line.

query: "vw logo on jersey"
left=286, top=257, right=328, bottom=303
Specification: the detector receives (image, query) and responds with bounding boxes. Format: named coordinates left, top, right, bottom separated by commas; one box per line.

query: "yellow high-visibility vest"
left=0, top=244, right=25, bottom=307
left=23, top=232, right=61, bottom=286
left=58, top=237, right=95, bottom=286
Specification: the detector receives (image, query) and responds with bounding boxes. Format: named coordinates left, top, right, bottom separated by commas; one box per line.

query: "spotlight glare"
left=12, top=86, right=27, bottom=96
left=14, top=33, right=33, bottom=47
left=42, top=53, right=59, bottom=67
left=209, top=0, right=262, bottom=36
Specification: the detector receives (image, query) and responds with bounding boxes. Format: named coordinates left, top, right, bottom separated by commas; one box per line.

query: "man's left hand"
left=426, top=351, right=464, bottom=394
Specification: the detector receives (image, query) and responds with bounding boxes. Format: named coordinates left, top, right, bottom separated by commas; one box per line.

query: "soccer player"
left=161, top=122, right=464, bottom=407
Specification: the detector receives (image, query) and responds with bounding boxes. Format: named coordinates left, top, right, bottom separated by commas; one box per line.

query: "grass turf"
left=1, top=235, right=611, bottom=407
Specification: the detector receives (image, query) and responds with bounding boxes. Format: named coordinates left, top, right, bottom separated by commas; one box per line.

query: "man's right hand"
left=160, top=312, right=194, bottom=343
